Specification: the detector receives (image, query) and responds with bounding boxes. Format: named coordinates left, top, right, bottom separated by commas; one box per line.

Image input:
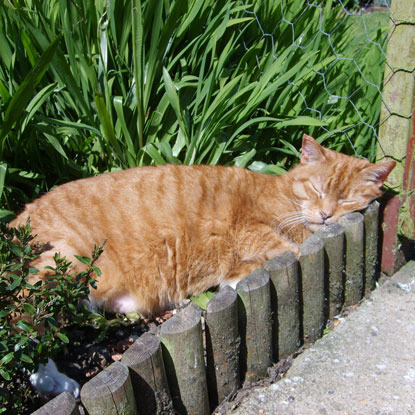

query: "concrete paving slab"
left=229, top=261, right=415, bottom=415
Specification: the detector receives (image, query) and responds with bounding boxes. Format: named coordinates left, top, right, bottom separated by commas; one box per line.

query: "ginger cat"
left=10, top=135, right=395, bottom=317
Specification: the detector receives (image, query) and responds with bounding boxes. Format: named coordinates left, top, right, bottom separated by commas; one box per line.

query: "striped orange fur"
left=10, top=135, right=395, bottom=317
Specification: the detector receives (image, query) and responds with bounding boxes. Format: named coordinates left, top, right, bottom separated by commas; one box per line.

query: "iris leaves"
left=0, top=0, right=388, bottom=214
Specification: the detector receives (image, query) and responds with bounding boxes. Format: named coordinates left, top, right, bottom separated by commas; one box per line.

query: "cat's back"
left=11, top=164, right=253, bottom=244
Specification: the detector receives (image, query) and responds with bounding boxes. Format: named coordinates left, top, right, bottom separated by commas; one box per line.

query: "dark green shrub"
left=0, top=220, right=103, bottom=414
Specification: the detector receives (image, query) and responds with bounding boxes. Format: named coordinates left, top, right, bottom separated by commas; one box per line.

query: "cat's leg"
left=236, top=225, right=300, bottom=261
left=223, top=225, right=299, bottom=287
left=222, top=260, right=266, bottom=289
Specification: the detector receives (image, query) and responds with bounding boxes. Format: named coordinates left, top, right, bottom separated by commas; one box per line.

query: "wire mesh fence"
left=238, top=0, right=395, bottom=162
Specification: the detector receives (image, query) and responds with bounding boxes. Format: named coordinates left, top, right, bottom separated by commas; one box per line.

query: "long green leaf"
left=0, top=162, right=6, bottom=201
left=94, top=95, right=123, bottom=166
left=0, top=35, right=62, bottom=151
left=132, top=0, right=145, bottom=149
left=163, top=68, right=190, bottom=147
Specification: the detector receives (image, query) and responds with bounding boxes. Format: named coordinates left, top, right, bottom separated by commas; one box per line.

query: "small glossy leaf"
left=23, top=303, right=36, bottom=315
left=74, top=255, right=92, bottom=266
left=57, top=332, right=69, bottom=343
left=15, top=320, right=32, bottom=332
left=7, top=277, right=22, bottom=291
left=91, top=266, right=102, bottom=276
left=1, top=352, right=14, bottom=365
left=0, top=368, right=10, bottom=380
left=15, top=336, right=29, bottom=350
left=20, top=354, right=33, bottom=363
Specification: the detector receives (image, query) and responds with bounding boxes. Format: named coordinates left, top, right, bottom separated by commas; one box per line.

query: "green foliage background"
left=0, top=0, right=389, bottom=218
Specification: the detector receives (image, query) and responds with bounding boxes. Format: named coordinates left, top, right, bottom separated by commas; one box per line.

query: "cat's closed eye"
left=338, top=199, right=357, bottom=205
left=309, top=182, right=324, bottom=199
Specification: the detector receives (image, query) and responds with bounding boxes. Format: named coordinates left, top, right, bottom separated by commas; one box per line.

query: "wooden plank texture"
left=122, top=332, right=174, bottom=415
left=81, top=361, right=137, bottom=415
left=299, top=234, right=325, bottom=343
left=237, top=268, right=272, bottom=383
left=264, top=251, right=300, bottom=360
left=31, top=392, right=79, bottom=415
left=338, top=212, right=365, bottom=307
left=160, top=304, right=210, bottom=415
left=205, top=285, right=240, bottom=406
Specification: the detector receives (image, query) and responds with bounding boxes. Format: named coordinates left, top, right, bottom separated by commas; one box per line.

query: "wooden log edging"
left=205, top=285, right=240, bottom=406
left=121, top=332, right=174, bottom=415
left=364, top=201, right=380, bottom=295
left=338, top=212, right=365, bottom=306
left=299, top=234, right=325, bottom=344
left=34, top=202, right=380, bottom=415
left=81, top=361, right=137, bottom=415
left=264, top=251, right=300, bottom=361
left=236, top=268, right=273, bottom=383
left=160, top=304, right=210, bottom=415
left=315, top=223, right=345, bottom=319
left=31, top=392, right=79, bottom=415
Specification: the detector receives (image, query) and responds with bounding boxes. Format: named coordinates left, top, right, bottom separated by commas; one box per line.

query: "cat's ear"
left=363, top=160, right=396, bottom=187
left=301, top=134, right=326, bottom=164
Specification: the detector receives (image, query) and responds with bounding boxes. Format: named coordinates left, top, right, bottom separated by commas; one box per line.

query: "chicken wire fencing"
left=234, top=0, right=409, bottom=164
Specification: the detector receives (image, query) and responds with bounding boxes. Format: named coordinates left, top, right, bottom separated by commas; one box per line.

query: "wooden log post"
left=81, top=361, right=137, bottom=415
left=205, top=285, right=240, bottom=406
left=160, top=304, right=210, bottom=415
left=31, top=392, right=79, bottom=415
left=299, top=234, right=325, bottom=344
left=121, top=332, right=174, bottom=415
left=364, top=201, right=380, bottom=295
left=236, top=268, right=272, bottom=383
left=264, top=251, right=300, bottom=361
left=338, top=212, right=365, bottom=307
left=315, top=224, right=345, bottom=319
left=376, top=0, right=415, bottom=274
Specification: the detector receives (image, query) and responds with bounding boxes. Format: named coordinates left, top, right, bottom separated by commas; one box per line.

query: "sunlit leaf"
left=190, top=291, right=216, bottom=310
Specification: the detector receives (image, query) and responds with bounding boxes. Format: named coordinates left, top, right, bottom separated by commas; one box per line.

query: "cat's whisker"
left=285, top=218, right=307, bottom=234
left=275, top=210, right=303, bottom=220
left=273, top=213, right=304, bottom=231
left=277, top=216, right=306, bottom=234
left=282, top=213, right=306, bottom=222
left=278, top=217, right=305, bottom=228
left=278, top=217, right=303, bottom=229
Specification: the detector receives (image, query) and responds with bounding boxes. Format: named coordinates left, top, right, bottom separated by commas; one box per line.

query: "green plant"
left=190, top=291, right=216, bottom=310
left=0, top=220, right=103, bottom=414
left=0, top=0, right=389, bottom=218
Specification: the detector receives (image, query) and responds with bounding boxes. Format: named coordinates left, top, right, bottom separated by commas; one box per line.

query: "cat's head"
left=289, top=134, right=395, bottom=231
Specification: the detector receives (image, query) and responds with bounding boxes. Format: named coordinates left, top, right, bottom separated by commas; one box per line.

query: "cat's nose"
left=319, top=210, right=332, bottom=221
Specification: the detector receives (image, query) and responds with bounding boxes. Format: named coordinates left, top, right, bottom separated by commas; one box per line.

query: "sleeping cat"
left=10, top=135, right=395, bottom=317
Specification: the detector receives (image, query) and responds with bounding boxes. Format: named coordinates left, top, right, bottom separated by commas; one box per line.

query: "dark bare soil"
left=25, top=311, right=173, bottom=414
